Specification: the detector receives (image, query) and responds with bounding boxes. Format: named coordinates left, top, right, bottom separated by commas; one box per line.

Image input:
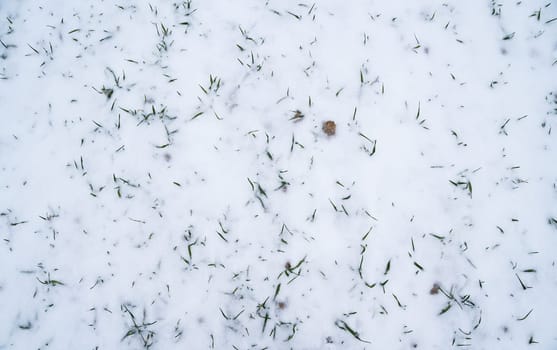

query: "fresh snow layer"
left=1, top=0, right=557, bottom=349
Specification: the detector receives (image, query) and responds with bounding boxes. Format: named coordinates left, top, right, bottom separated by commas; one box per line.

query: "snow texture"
left=1, top=0, right=557, bottom=349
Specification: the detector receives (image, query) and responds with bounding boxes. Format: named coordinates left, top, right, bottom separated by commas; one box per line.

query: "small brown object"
left=285, top=261, right=292, bottom=270
left=277, top=301, right=287, bottom=310
left=322, top=120, right=336, bottom=136
left=430, top=283, right=440, bottom=295
left=290, top=110, right=304, bottom=122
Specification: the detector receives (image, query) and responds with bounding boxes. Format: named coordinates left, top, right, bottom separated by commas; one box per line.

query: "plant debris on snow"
left=0, top=0, right=556, bottom=349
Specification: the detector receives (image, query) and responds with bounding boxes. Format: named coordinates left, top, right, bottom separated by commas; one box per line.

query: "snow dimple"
left=1, top=0, right=556, bottom=349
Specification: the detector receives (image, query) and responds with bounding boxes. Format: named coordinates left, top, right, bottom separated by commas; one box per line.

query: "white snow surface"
left=1, top=0, right=557, bottom=349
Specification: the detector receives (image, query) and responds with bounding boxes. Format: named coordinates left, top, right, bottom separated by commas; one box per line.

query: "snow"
left=1, top=0, right=556, bottom=349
